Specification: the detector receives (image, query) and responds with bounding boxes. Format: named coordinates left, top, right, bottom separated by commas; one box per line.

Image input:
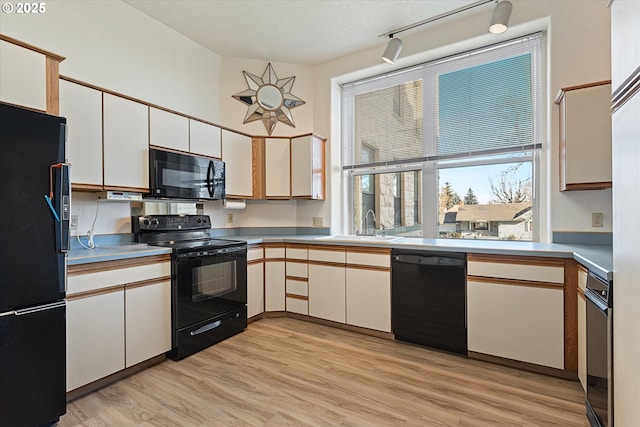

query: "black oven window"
left=192, top=260, right=237, bottom=301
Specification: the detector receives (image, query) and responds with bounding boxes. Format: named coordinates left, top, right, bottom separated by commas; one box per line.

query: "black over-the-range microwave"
left=148, top=148, right=225, bottom=200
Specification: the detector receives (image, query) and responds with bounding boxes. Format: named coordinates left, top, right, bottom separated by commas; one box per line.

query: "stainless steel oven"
left=585, top=272, right=613, bottom=427
left=133, top=215, right=247, bottom=360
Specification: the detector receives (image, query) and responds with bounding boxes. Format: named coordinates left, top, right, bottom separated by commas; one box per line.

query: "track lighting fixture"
left=382, top=36, right=403, bottom=64
left=489, top=0, right=513, bottom=34
left=379, top=0, right=514, bottom=64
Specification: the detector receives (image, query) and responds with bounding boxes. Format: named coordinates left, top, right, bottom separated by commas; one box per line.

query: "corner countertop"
left=67, top=236, right=612, bottom=281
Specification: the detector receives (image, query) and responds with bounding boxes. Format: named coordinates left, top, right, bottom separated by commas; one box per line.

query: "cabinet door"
left=59, top=80, right=103, bottom=187
left=149, top=107, right=189, bottom=152
left=221, top=130, right=253, bottom=197
left=265, top=138, right=291, bottom=198
left=346, top=268, right=391, bottom=332
left=265, top=260, right=285, bottom=311
left=190, top=120, right=221, bottom=158
left=561, top=83, right=612, bottom=189
left=125, top=281, right=171, bottom=368
left=291, top=135, right=325, bottom=199
left=308, top=264, right=345, bottom=323
left=467, top=280, right=564, bottom=369
left=66, top=291, right=125, bottom=391
left=247, top=262, right=265, bottom=318
left=0, top=40, right=46, bottom=111
left=103, top=94, right=149, bottom=190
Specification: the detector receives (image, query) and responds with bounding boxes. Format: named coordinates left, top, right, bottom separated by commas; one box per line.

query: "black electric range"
left=133, top=215, right=247, bottom=360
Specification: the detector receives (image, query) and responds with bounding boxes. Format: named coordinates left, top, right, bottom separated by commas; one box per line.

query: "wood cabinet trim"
left=308, top=245, right=347, bottom=252
left=264, top=243, right=286, bottom=249
left=72, top=183, right=105, bottom=192
left=68, top=255, right=170, bottom=275
left=467, top=253, right=566, bottom=267
left=0, top=34, right=65, bottom=61
left=346, top=247, right=391, bottom=255
left=308, top=260, right=346, bottom=268
left=285, top=243, right=309, bottom=250
left=563, top=182, right=612, bottom=191
left=124, top=277, right=171, bottom=291
left=247, top=259, right=264, bottom=266
left=467, top=275, right=564, bottom=290
left=554, top=80, right=612, bottom=104
left=285, top=275, right=308, bottom=282
left=67, top=284, right=124, bottom=300
left=564, top=259, right=578, bottom=371
left=46, top=57, right=60, bottom=115
left=285, top=293, right=308, bottom=301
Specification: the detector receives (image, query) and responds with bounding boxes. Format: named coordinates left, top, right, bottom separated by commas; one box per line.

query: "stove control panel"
left=132, top=215, right=211, bottom=232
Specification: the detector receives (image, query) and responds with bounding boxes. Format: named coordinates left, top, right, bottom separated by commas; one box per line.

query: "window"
left=342, top=34, right=542, bottom=240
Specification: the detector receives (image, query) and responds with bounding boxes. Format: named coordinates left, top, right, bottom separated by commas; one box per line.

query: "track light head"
left=382, top=36, right=403, bottom=64
left=489, top=0, right=512, bottom=34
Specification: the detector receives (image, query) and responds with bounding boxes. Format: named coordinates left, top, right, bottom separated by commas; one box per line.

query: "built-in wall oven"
left=585, top=271, right=613, bottom=427
left=133, top=215, right=247, bottom=360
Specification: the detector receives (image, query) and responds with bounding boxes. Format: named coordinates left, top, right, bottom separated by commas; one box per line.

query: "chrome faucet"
left=364, top=209, right=376, bottom=234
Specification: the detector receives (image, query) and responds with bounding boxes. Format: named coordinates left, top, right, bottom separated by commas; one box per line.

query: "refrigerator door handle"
left=14, top=301, right=65, bottom=316
left=0, top=310, right=17, bottom=317
left=59, top=163, right=71, bottom=253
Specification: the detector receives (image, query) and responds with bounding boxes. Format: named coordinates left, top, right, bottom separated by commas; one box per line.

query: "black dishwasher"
left=391, top=249, right=467, bottom=355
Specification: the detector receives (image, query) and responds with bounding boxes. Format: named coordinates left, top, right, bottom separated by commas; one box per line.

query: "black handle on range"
left=206, top=160, right=214, bottom=198
left=393, top=254, right=465, bottom=267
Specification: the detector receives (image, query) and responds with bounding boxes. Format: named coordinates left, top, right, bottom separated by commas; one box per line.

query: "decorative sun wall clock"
left=232, top=63, right=305, bottom=135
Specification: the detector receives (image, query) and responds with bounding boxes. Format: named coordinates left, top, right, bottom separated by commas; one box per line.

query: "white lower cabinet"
left=247, top=261, right=265, bottom=318
left=346, top=268, right=391, bottom=332
left=125, top=281, right=172, bottom=368
left=265, top=260, right=285, bottom=311
left=308, top=264, right=346, bottom=323
left=66, top=290, right=125, bottom=391
left=467, top=280, right=564, bottom=369
left=66, top=258, right=171, bottom=391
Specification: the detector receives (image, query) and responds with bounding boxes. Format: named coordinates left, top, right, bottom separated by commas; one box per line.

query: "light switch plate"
left=227, top=213, right=234, bottom=224
left=312, top=217, right=323, bottom=227
left=71, top=215, right=79, bottom=229
left=592, top=212, right=604, bottom=227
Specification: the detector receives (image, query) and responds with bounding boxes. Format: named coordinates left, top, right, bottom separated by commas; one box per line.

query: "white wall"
left=0, top=0, right=222, bottom=121
left=219, top=57, right=314, bottom=137
left=312, top=0, right=612, bottom=240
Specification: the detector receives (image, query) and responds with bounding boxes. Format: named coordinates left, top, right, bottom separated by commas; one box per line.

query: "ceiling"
left=123, top=0, right=486, bottom=66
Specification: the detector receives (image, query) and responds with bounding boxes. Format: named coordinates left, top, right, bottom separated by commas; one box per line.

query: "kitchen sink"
left=316, top=235, right=401, bottom=243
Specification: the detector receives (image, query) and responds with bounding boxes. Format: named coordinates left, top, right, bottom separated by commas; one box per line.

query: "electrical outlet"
left=592, top=212, right=604, bottom=227
left=312, top=217, right=323, bottom=227
left=71, top=215, right=79, bottom=229
left=227, top=213, right=234, bottom=224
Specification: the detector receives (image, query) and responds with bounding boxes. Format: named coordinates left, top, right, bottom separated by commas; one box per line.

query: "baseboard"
left=468, top=351, right=578, bottom=380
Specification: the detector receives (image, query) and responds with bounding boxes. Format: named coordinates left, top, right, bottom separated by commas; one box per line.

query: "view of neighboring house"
left=439, top=202, right=532, bottom=240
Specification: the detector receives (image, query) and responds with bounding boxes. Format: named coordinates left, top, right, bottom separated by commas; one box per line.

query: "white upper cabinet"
left=149, top=107, right=189, bottom=152
left=59, top=80, right=103, bottom=188
left=103, top=93, right=149, bottom=190
left=291, top=134, right=325, bottom=199
left=265, top=138, right=291, bottom=198
left=221, top=129, right=253, bottom=197
left=0, top=40, right=46, bottom=111
left=556, top=81, right=612, bottom=191
left=190, top=119, right=221, bottom=158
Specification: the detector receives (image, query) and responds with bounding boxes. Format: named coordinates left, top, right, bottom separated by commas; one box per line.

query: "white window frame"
left=341, top=34, right=542, bottom=240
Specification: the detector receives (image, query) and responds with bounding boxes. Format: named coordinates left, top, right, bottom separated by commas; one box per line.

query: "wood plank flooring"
left=58, top=318, right=589, bottom=426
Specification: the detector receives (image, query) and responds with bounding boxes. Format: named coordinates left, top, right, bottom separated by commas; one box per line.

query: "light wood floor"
left=58, top=317, right=589, bottom=426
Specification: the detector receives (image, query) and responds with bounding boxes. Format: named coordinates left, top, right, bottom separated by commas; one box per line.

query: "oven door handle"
left=206, top=160, right=214, bottom=198
left=189, top=312, right=241, bottom=336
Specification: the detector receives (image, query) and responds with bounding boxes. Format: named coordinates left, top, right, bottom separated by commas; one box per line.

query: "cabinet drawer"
left=346, top=251, right=390, bottom=268
left=286, top=261, right=308, bottom=278
left=467, top=260, right=564, bottom=284
left=286, top=247, right=308, bottom=260
left=286, top=297, right=308, bottom=315
left=247, top=247, right=264, bottom=262
left=286, top=278, right=308, bottom=297
left=68, top=262, right=171, bottom=295
left=309, top=248, right=346, bottom=263
left=265, top=247, right=285, bottom=259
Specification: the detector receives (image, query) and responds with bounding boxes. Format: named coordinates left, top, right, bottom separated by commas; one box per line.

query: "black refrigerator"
left=0, top=102, right=70, bottom=426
